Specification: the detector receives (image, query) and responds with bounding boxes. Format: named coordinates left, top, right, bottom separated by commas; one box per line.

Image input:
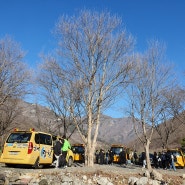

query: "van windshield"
left=7, top=133, right=31, bottom=143
left=72, top=146, right=84, bottom=154
left=110, top=147, right=123, bottom=155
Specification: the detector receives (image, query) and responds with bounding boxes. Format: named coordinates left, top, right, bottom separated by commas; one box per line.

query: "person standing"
left=169, top=152, right=176, bottom=171
left=158, top=152, right=162, bottom=168
left=119, top=150, right=126, bottom=167
left=99, top=149, right=104, bottom=165
left=153, top=152, right=158, bottom=169
left=95, top=150, right=99, bottom=164
left=133, top=151, right=138, bottom=165
left=141, top=152, right=146, bottom=168
left=161, top=152, right=167, bottom=169
left=61, top=135, right=71, bottom=167
left=105, top=150, right=109, bottom=165
left=109, top=150, right=114, bottom=165
left=53, top=137, right=64, bottom=168
left=165, top=151, right=171, bottom=169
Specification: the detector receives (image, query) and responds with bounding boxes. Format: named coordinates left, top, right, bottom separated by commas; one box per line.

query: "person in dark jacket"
left=53, top=137, right=64, bottom=168
left=109, top=150, right=114, bottom=165
left=99, top=149, right=104, bottom=165
left=95, top=150, right=99, bottom=164
left=161, top=152, right=167, bottom=169
left=119, top=150, right=126, bottom=166
left=153, top=152, right=158, bottom=168
left=133, top=151, right=138, bottom=164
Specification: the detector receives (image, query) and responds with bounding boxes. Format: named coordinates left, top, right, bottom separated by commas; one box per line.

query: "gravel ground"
left=0, top=163, right=184, bottom=184
left=0, top=162, right=184, bottom=177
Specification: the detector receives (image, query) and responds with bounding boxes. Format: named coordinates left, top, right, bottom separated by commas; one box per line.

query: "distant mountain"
left=98, top=115, right=141, bottom=145
left=11, top=101, right=141, bottom=145
left=14, top=100, right=57, bottom=132
left=8, top=100, right=185, bottom=152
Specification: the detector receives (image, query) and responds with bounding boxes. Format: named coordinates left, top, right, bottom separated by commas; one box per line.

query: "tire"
left=33, top=158, right=43, bottom=169
left=5, top=163, right=16, bottom=168
left=67, top=156, right=73, bottom=167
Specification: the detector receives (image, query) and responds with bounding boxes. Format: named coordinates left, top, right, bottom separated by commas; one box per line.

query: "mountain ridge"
left=5, top=100, right=184, bottom=152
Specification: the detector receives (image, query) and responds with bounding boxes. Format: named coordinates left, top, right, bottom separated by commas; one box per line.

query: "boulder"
left=150, top=169, right=163, bottom=181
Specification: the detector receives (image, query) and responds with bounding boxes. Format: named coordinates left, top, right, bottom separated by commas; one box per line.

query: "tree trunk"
left=86, top=145, right=95, bottom=166
left=144, top=140, right=152, bottom=172
left=86, top=106, right=94, bottom=167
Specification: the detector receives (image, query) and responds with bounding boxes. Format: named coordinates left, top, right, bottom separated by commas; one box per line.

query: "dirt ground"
left=0, top=163, right=184, bottom=184
left=71, top=163, right=184, bottom=184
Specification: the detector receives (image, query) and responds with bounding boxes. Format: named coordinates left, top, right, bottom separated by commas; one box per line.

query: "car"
left=0, top=128, right=74, bottom=168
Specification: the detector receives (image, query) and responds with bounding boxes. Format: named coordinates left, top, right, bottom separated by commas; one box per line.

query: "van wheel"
left=5, top=163, right=16, bottom=168
left=68, top=156, right=73, bottom=167
left=33, top=158, right=43, bottom=169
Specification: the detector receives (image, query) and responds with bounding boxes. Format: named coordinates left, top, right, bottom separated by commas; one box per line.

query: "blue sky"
left=1, top=0, right=185, bottom=117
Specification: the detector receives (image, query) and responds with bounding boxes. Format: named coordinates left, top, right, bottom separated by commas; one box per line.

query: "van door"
left=36, top=133, right=53, bottom=164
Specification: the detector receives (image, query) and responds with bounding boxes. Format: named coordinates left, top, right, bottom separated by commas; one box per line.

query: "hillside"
left=12, top=101, right=141, bottom=145
left=3, top=100, right=185, bottom=152
left=98, top=115, right=141, bottom=145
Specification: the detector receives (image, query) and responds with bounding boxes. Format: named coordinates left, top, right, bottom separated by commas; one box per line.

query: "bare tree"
left=0, top=36, right=31, bottom=146
left=38, top=10, right=134, bottom=166
left=37, top=58, right=75, bottom=137
left=154, top=87, right=185, bottom=149
left=0, top=36, right=31, bottom=103
left=127, top=41, right=176, bottom=171
left=0, top=99, right=22, bottom=148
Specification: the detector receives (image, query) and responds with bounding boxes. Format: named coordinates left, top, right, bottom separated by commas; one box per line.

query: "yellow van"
left=72, top=143, right=85, bottom=163
left=110, top=144, right=127, bottom=163
left=0, top=128, right=74, bottom=168
left=167, top=149, right=185, bottom=168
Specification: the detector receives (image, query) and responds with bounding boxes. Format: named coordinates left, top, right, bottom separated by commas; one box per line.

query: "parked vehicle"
left=0, top=128, right=74, bottom=168
left=72, top=143, right=85, bottom=163
left=166, top=148, right=185, bottom=168
left=110, top=144, right=127, bottom=163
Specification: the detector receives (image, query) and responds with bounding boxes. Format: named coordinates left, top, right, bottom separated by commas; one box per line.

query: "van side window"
left=35, top=134, right=40, bottom=144
left=35, top=133, right=52, bottom=145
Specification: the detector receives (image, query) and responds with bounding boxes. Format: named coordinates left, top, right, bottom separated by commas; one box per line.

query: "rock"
left=122, top=178, right=126, bottom=184
left=62, top=176, right=73, bottom=183
left=150, top=169, right=163, bottom=181
left=50, top=181, right=62, bottom=185
left=136, top=177, right=148, bottom=185
left=18, top=174, right=32, bottom=184
left=143, top=170, right=150, bottom=178
left=39, top=179, right=48, bottom=185
left=97, top=177, right=112, bottom=185
left=73, top=179, right=86, bottom=185
left=128, top=177, right=139, bottom=185
left=87, top=178, right=92, bottom=184
left=82, top=175, right=87, bottom=181
left=148, top=179, right=161, bottom=185
left=0, top=174, right=6, bottom=182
